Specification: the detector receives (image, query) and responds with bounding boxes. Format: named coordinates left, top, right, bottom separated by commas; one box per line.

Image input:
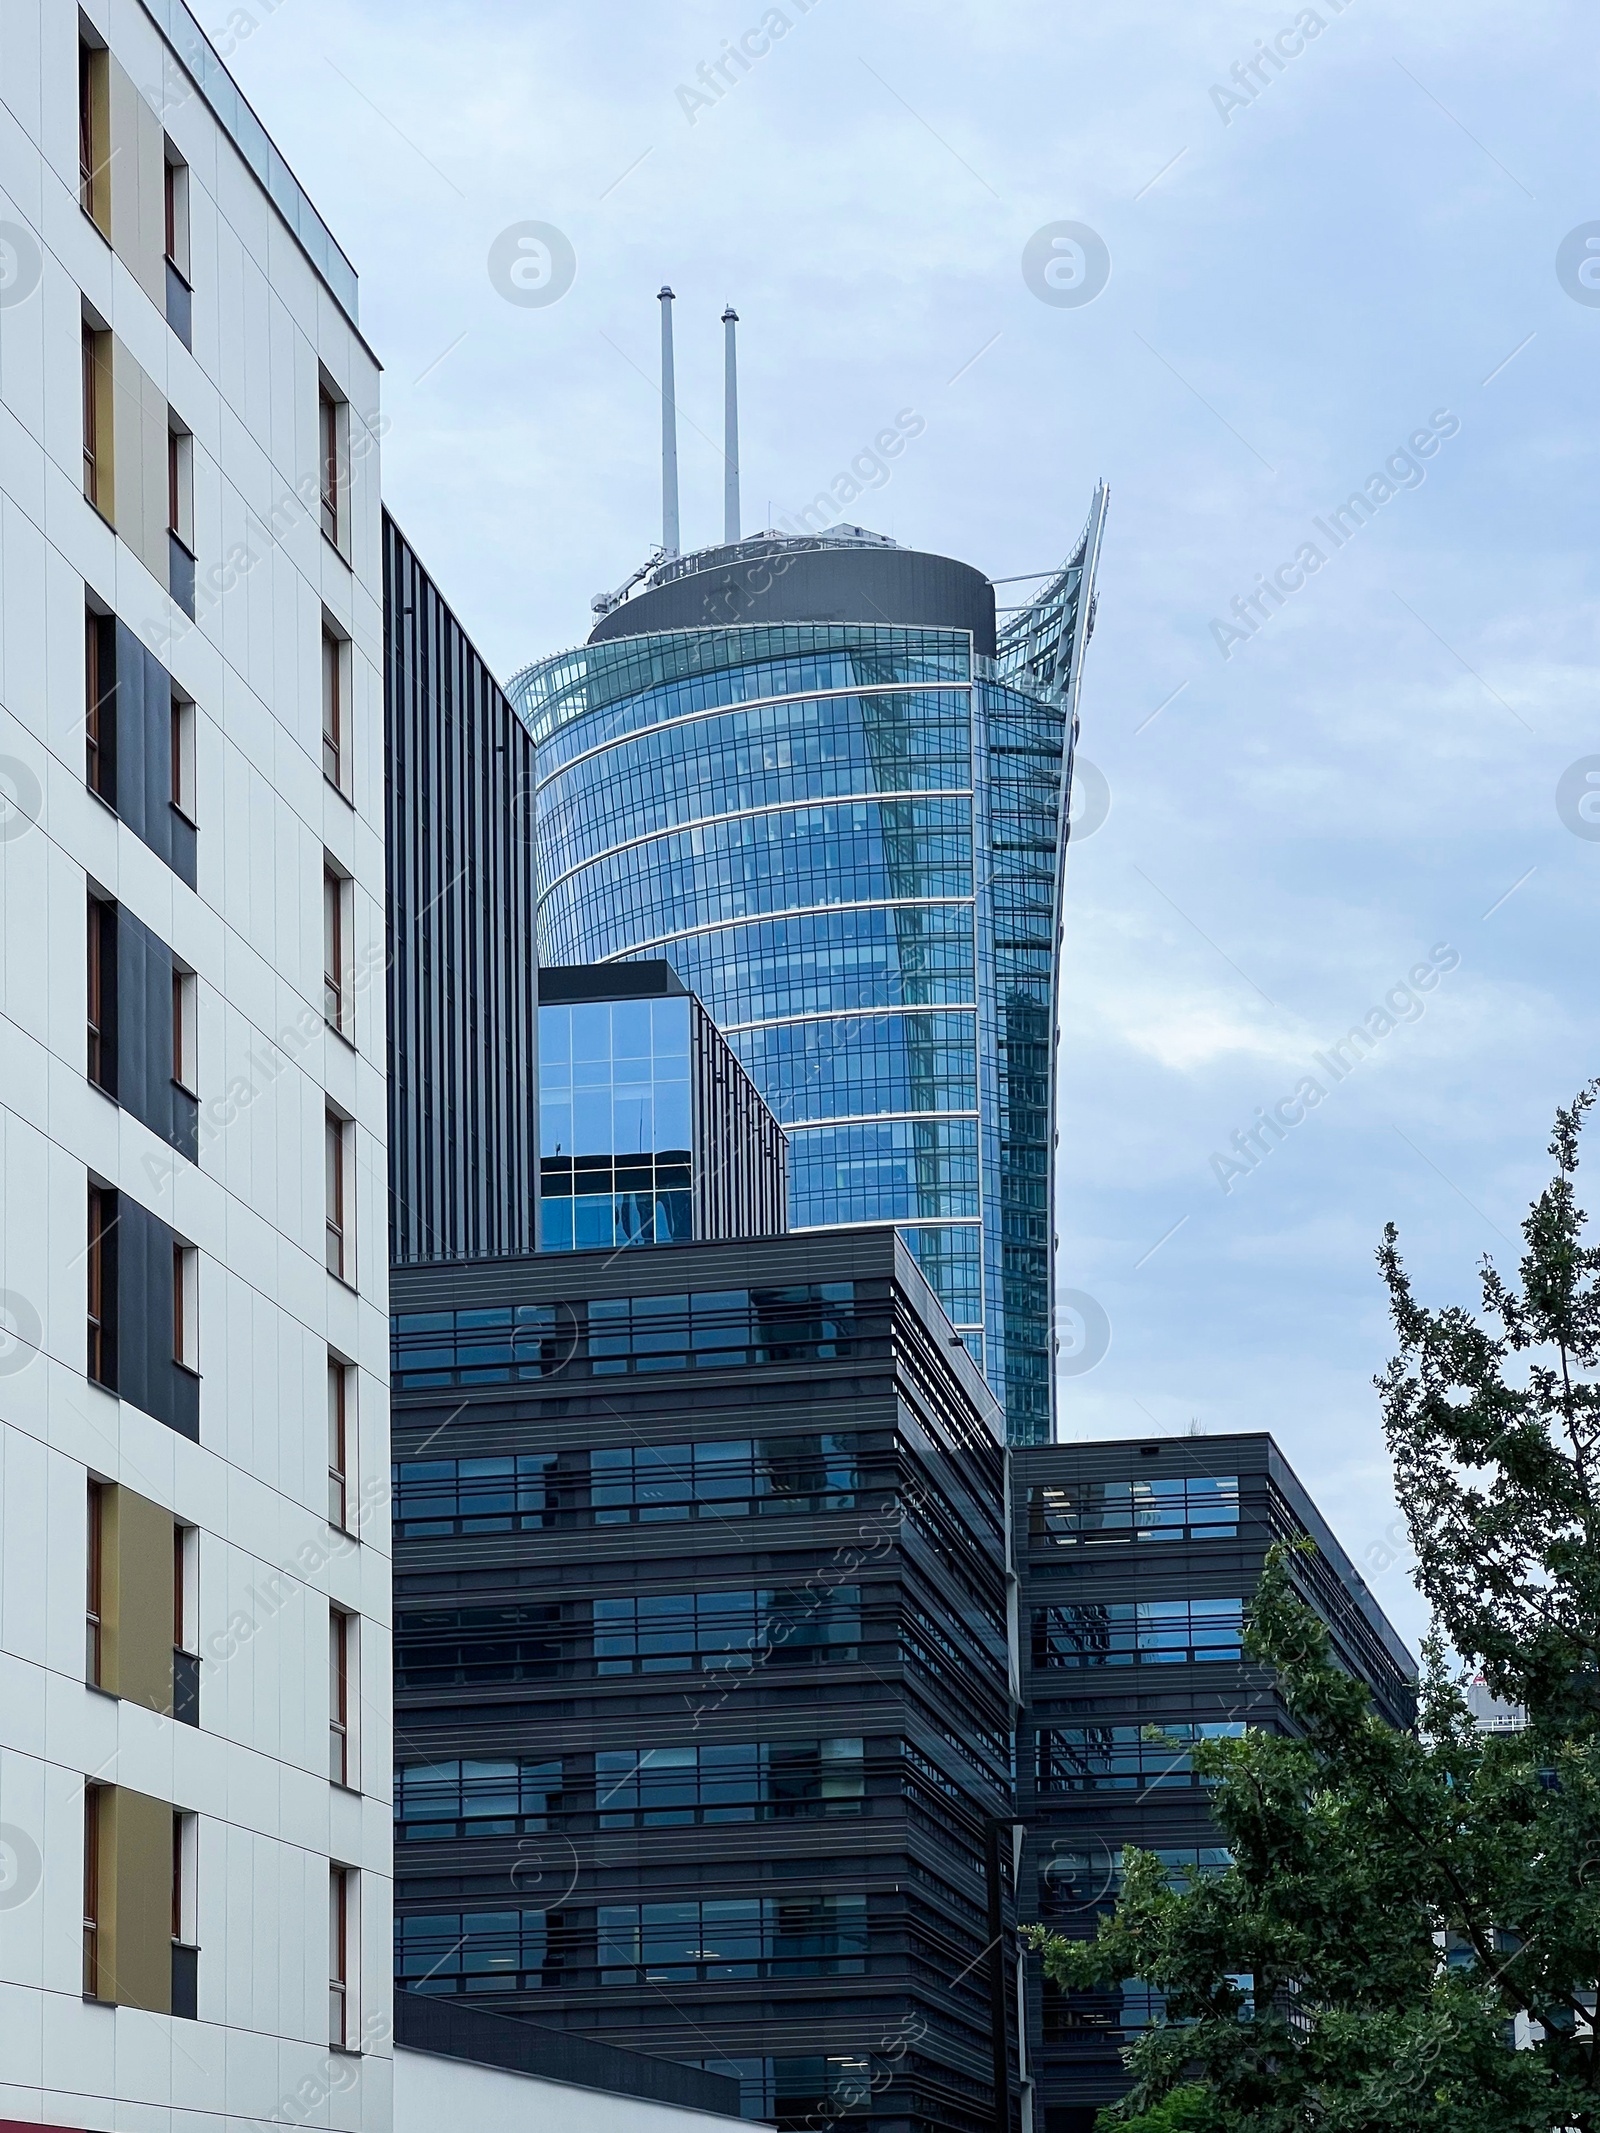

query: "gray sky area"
left=224, top=0, right=1600, bottom=1655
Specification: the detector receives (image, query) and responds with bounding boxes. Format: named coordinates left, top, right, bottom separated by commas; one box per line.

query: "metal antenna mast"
left=721, top=304, right=741, bottom=544
left=658, top=286, right=680, bottom=557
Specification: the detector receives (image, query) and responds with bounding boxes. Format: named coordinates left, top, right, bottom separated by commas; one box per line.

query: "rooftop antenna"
left=721, top=304, right=741, bottom=544
left=658, top=286, right=680, bottom=558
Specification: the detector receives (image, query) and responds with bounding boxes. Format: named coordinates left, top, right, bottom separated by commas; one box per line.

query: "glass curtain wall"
left=514, top=510, right=1102, bottom=1446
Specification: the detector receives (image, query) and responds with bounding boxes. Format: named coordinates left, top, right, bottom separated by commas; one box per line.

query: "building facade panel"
left=0, top=6, right=390, bottom=2128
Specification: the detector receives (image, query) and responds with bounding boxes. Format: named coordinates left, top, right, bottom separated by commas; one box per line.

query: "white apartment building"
left=0, top=5, right=391, bottom=2131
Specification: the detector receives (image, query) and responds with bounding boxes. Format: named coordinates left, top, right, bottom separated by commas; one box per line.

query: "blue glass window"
left=539, top=996, right=693, bottom=1250
left=1032, top=1598, right=1245, bottom=1668
left=1035, top=1723, right=1246, bottom=1791
left=596, top=1894, right=867, bottom=1983
left=1029, top=1475, right=1242, bottom=1546
left=395, top=1757, right=565, bottom=1838
left=595, top=1738, right=864, bottom=1826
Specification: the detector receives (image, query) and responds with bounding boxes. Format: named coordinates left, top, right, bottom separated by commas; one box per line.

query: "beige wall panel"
left=101, top=1485, right=174, bottom=1713
left=101, top=1785, right=172, bottom=2013
left=107, top=58, right=167, bottom=310
left=110, top=339, right=169, bottom=583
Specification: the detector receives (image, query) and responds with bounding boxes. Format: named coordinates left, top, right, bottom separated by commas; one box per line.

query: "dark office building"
left=1012, top=1434, right=1418, bottom=2132
left=385, top=511, right=540, bottom=1263
left=390, top=1226, right=1016, bottom=2133
left=539, top=963, right=788, bottom=1250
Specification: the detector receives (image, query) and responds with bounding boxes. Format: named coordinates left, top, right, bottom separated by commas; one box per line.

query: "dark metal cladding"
left=588, top=538, right=998, bottom=656
left=1013, top=1432, right=1418, bottom=2130
left=390, top=1227, right=1016, bottom=2133
left=384, top=511, right=541, bottom=1264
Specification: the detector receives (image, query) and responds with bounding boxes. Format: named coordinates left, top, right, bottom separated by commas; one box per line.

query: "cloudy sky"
left=224, top=0, right=1599, bottom=1654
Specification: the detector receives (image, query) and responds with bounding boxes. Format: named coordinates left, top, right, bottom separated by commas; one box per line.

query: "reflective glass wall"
left=514, top=596, right=1093, bottom=1443
left=539, top=997, right=693, bottom=1249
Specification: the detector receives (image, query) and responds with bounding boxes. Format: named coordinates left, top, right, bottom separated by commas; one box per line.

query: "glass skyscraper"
left=510, top=501, right=1107, bottom=1443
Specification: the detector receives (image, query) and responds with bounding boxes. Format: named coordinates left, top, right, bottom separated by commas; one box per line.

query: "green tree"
left=1025, top=1091, right=1600, bottom=2131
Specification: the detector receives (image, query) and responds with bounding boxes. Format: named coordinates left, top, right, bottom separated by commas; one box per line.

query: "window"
left=167, top=425, right=195, bottom=617
left=78, top=35, right=108, bottom=235
left=85, top=608, right=114, bottom=801
left=325, top=1112, right=350, bottom=1281
left=323, top=865, right=347, bottom=1031
left=171, top=966, right=195, bottom=1092
left=319, top=386, right=342, bottom=547
left=329, top=1866, right=353, bottom=2049
left=86, top=1184, right=114, bottom=1386
left=388, top=1436, right=876, bottom=1538
left=172, top=1244, right=196, bottom=1372
left=321, top=628, right=347, bottom=791
left=1031, top=1597, right=1246, bottom=1670
left=597, top=1896, right=868, bottom=1985
left=166, top=427, right=193, bottom=547
left=170, top=1811, right=198, bottom=2014
left=395, top=1908, right=561, bottom=1996
left=395, top=1758, right=567, bottom=1842
left=81, top=323, right=104, bottom=510
left=328, top=1357, right=351, bottom=1529
left=86, top=895, right=114, bottom=1092
left=173, top=1524, right=199, bottom=1725
left=388, top=1285, right=873, bottom=1390
left=82, top=1784, right=104, bottom=1997
left=595, top=1739, right=865, bottom=1829
left=163, top=144, right=191, bottom=348
left=329, top=1608, right=354, bottom=1787
left=86, top=1480, right=105, bottom=1685
left=170, top=692, right=195, bottom=820
left=1030, top=1474, right=1241, bottom=1547
left=1035, top=1722, right=1246, bottom=1793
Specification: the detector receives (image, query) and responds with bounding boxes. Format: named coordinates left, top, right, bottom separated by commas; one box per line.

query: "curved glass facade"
left=513, top=509, right=1105, bottom=1444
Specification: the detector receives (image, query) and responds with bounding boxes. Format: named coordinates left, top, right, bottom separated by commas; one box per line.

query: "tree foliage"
left=1025, top=1091, right=1600, bottom=2131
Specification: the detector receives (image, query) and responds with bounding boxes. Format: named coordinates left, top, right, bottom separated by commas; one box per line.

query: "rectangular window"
left=167, top=426, right=195, bottom=617
left=162, top=145, right=191, bottom=346
left=173, top=1524, right=200, bottom=1726
left=172, top=1244, right=196, bottom=1371
left=86, top=1480, right=105, bottom=1685
left=85, top=608, right=114, bottom=801
left=1031, top=1597, right=1245, bottom=1670
left=319, top=387, right=342, bottom=546
left=328, top=1358, right=350, bottom=1529
left=82, top=1784, right=103, bottom=1997
left=170, top=1810, right=198, bottom=2015
left=171, top=966, right=196, bottom=1092
left=170, top=691, right=195, bottom=820
left=323, top=866, right=346, bottom=1032
left=325, top=1112, right=348, bottom=1282
left=1030, top=1475, right=1242, bottom=1547
left=78, top=36, right=108, bottom=234
left=171, top=1811, right=184, bottom=1940
left=81, top=323, right=102, bottom=509
left=329, top=1867, right=352, bottom=2048
left=86, top=1185, right=114, bottom=1387
left=86, top=895, right=114, bottom=1092
left=329, top=1609, right=353, bottom=1787
left=321, top=629, right=346, bottom=791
